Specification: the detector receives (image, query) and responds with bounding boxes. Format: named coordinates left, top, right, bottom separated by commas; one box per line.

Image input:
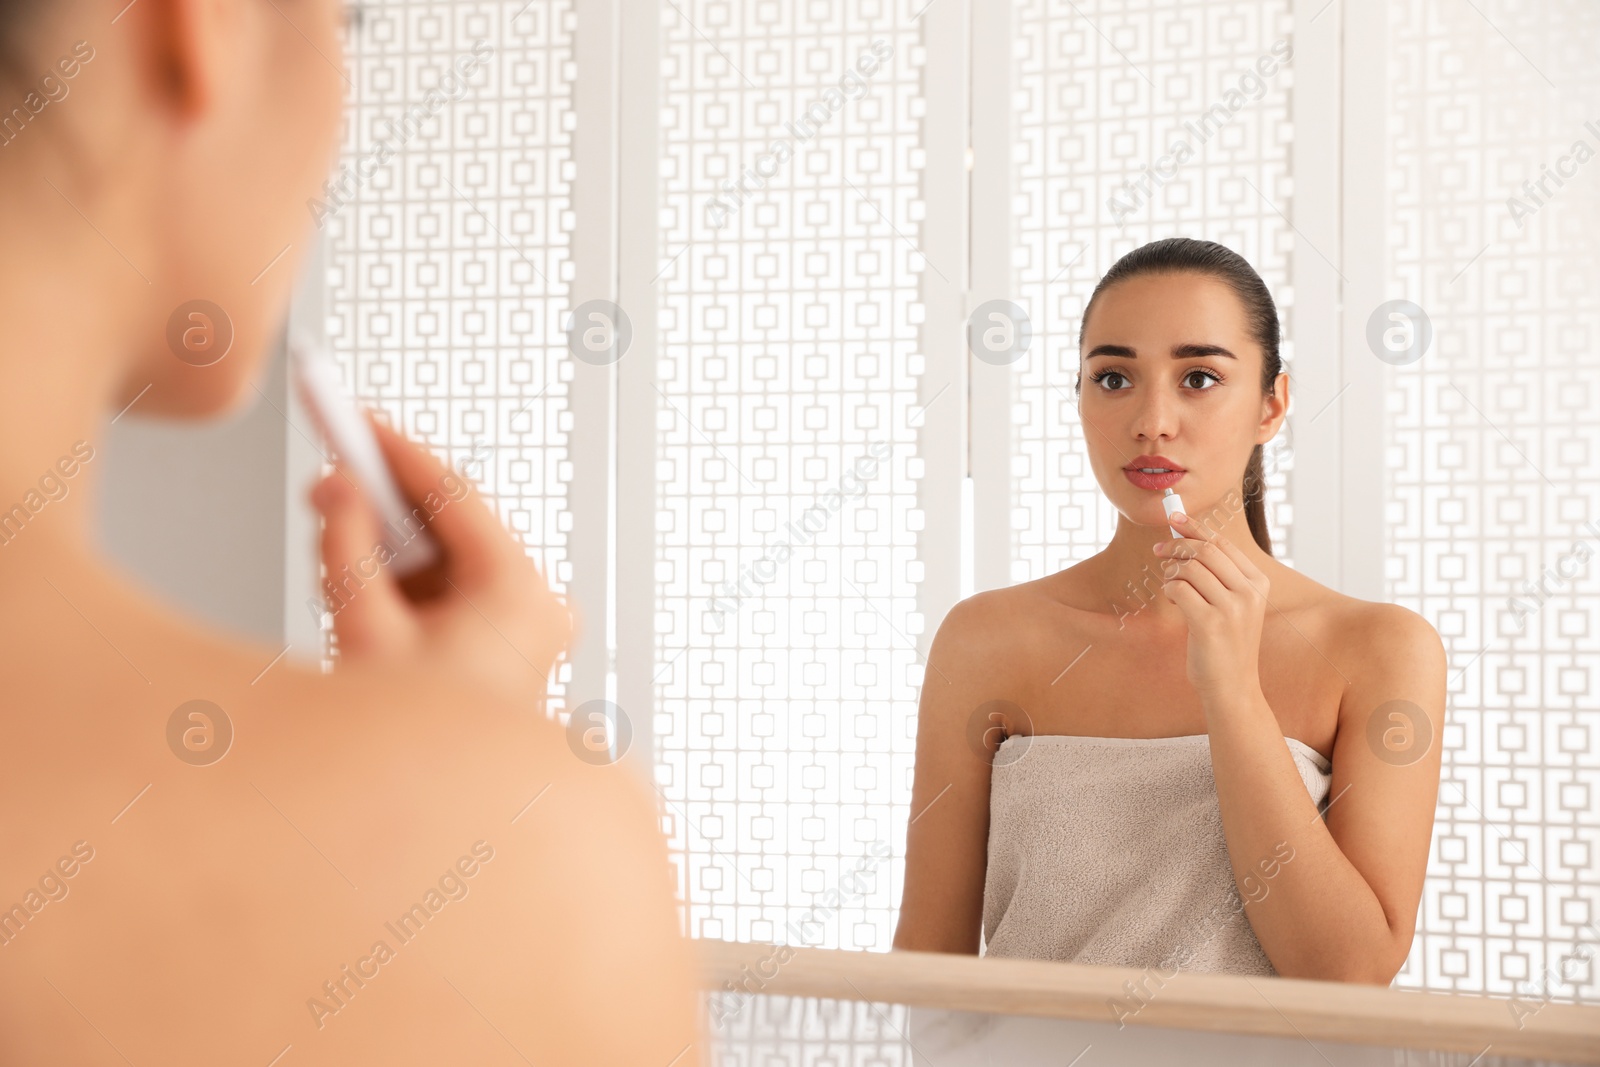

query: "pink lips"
left=1123, top=454, right=1185, bottom=491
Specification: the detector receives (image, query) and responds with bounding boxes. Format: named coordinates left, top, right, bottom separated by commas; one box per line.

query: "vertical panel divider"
left=916, top=0, right=971, bottom=651
left=968, top=0, right=1016, bottom=593
left=1337, top=0, right=1390, bottom=602
left=1287, top=0, right=1347, bottom=587
left=569, top=0, right=621, bottom=718
left=614, top=0, right=661, bottom=783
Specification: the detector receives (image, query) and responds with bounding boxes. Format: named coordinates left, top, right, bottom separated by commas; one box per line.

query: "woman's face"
left=1077, top=271, right=1282, bottom=534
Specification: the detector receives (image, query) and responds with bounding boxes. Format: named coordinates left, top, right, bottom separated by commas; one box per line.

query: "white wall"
left=94, top=339, right=291, bottom=645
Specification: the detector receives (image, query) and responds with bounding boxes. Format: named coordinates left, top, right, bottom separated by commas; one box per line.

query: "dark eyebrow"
left=1085, top=343, right=1237, bottom=360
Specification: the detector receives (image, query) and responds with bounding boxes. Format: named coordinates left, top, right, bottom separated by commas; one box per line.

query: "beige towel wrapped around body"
left=981, top=732, right=1333, bottom=975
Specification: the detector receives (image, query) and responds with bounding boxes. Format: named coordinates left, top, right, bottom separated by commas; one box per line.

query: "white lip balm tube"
left=290, top=336, right=441, bottom=578
left=1161, top=487, right=1185, bottom=539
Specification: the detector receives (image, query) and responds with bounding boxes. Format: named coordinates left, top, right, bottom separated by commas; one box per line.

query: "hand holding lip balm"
left=1162, top=487, right=1186, bottom=539
left=290, top=336, right=441, bottom=578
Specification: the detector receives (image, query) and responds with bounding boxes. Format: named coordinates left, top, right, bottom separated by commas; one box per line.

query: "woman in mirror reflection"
left=894, top=237, right=1446, bottom=986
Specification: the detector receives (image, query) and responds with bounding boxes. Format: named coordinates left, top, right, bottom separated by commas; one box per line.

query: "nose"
left=1129, top=388, right=1181, bottom=443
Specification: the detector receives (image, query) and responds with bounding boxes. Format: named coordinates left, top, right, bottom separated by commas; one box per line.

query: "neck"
left=0, top=177, right=142, bottom=574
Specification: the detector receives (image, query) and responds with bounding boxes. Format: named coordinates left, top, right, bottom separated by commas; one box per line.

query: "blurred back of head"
left=0, top=0, right=345, bottom=420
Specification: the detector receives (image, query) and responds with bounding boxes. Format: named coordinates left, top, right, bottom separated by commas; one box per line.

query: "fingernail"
left=1172, top=512, right=1187, bottom=522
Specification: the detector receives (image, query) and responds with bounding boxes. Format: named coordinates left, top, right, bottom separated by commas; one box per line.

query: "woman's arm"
left=1156, top=513, right=1446, bottom=983
left=1206, top=602, right=1446, bottom=983
left=891, top=593, right=1022, bottom=954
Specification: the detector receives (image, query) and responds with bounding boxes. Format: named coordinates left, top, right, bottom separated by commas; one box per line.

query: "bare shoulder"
left=1273, top=577, right=1449, bottom=749
left=1328, top=597, right=1448, bottom=720
left=1261, top=562, right=1443, bottom=663
left=941, top=569, right=1089, bottom=634
left=1348, top=599, right=1444, bottom=655
left=928, top=576, right=1078, bottom=678
left=0, top=595, right=698, bottom=1063
left=1306, top=581, right=1446, bottom=668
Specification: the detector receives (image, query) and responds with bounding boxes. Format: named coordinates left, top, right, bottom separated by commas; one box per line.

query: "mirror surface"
left=304, top=0, right=1598, bottom=1021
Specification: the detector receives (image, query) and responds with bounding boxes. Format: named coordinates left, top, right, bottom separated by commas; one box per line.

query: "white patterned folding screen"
left=1385, top=0, right=1600, bottom=1002
left=322, top=1, right=578, bottom=693
left=313, top=0, right=1597, bottom=1010
left=652, top=0, right=928, bottom=950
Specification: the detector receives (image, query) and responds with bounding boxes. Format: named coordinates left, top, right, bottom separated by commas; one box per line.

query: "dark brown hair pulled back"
left=1075, top=237, right=1283, bottom=556
left=0, top=1, right=41, bottom=80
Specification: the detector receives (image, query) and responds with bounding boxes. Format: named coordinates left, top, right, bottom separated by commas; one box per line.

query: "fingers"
left=365, top=413, right=531, bottom=593
left=310, top=469, right=414, bottom=658
left=1162, top=576, right=1204, bottom=610
left=1181, top=512, right=1268, bottom=582
left=1204, top=522, right=1268, bottom=585
left=1169, top=514, right=1258, bottom=595
left=1163, top=549, right=1228, bottom=605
